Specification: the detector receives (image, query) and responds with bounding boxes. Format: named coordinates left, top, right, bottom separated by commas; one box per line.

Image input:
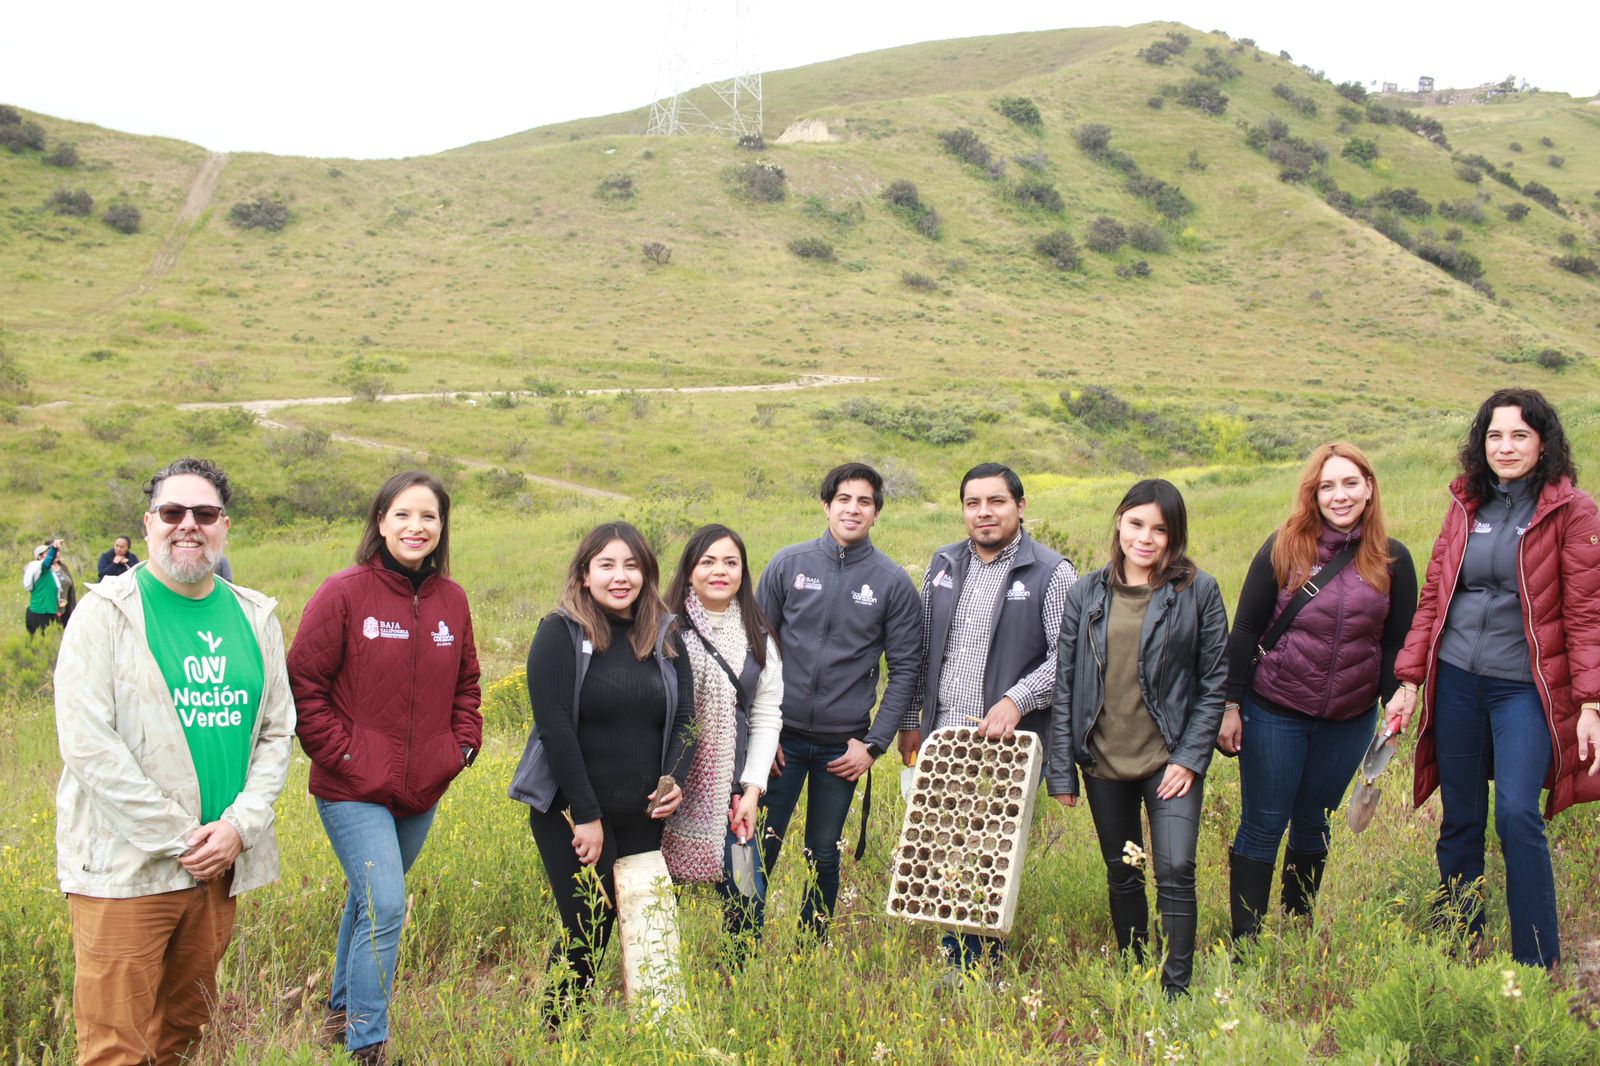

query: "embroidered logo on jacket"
left=1005, top=580, right=1030, bottom=601
left=362, top=616, right=410, bottom=640
left=793, top=572, right=822, bottom=591
left=933, top=568, right=954, bottom=590
left=1472, top=520, right=1493, bottom=534
left=852, top=583, right=878, bottom=606
left=432, top=620, right=455, bottom=647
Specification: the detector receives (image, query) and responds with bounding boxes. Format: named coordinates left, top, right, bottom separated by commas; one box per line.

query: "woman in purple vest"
left=1217, top=442, right=1417, bottom=940
left=661, top=524, right=783, bottom=957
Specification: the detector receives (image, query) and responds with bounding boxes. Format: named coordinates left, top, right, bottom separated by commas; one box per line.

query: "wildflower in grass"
left=1220, top=1019, right=1240, bottom=1034
left=1121, top=840, right=1147, bottom=867
left=1023, top=987, right=1045, bottom=1020
left=1500, top=969, right=1523, bottom=999
left=1213, top=986, right=1231, bottom=1004
left=871, top=1042, right=891, bottom=1062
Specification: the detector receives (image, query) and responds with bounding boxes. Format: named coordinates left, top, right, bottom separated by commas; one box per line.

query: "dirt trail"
left=178, top=374, right=877, bottom=417
left=93, top=152, right=228, bottom=313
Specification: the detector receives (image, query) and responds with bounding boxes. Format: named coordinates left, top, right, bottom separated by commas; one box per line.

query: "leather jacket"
left=1046, top=565, right=1230, bottom=798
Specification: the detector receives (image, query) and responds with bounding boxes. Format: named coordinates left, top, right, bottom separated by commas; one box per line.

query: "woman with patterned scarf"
left=662, top=524, right=784, bottom=954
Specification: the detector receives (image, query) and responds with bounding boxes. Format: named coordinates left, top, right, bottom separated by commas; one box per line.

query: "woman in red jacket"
left=288, top=471, right=482, bottom=1064
left=1390, top=389, right=1600, bottom=969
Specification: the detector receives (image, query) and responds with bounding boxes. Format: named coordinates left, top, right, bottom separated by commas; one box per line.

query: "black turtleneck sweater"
left=527, top=612, right=695, bottom=822
left=377, top=542, right=434, bottom=591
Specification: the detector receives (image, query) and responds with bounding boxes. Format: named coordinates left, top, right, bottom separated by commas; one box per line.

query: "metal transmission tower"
left=646, top=0, right=762, bottom=137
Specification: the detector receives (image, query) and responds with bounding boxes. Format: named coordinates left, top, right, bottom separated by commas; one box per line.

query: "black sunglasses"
left=149, top=504, right=226, bottom=526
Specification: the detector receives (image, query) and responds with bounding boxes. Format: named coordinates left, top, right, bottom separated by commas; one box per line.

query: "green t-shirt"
left=136, top=569, right=264, bottom=822
left=28, top=556, right=58, bottom=615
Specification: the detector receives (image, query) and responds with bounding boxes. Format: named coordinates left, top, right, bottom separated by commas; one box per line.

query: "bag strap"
left=693, top=629, right=749, bottom=709
left=1255, top=544, right=1360, bottom=661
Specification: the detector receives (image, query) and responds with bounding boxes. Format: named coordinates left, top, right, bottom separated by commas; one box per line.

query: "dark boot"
left=352, top=1043, right=393, bottom=1066
left=1157, top=909, right=1197, bottom=996
left=1107, top=887, right=1149, bottom=962
left=1229, top=849, right=1277, bottom=941
left=1281, top=847, right=1328, bottom=919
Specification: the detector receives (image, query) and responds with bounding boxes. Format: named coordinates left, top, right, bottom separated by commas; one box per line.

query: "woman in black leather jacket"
left=1046, top=478, right=1229, bottom=997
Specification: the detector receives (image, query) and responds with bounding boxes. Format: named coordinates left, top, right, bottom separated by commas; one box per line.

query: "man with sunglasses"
left=54, top=457, right=295, bottom=1065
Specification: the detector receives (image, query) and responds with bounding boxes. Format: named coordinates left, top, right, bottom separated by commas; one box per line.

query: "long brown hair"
left=1109, top=479, right=1195, bottom=590
left=355, top=471, right=451, bottom=576
left=665, top=523, right=779, bottom=668
left=557, top=522, right=675, bottom=660
left=1270, top=442, right=1391, bottom=594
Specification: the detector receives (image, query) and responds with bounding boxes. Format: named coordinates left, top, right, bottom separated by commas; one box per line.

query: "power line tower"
left=647, top=0, right=762, bottom=137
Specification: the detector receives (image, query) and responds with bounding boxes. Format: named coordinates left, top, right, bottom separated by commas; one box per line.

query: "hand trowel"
left=1347, top=718, right=1401, bottom=833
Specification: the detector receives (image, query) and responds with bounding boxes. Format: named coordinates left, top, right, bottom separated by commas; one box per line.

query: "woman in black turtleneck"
left=509, top=521, right=696, bottom=1027
left=288, top=471, right=482, bottom=1065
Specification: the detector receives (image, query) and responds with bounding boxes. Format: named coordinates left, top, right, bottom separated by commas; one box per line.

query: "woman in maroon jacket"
left=1390, top=389, right=1600, bottom=969
left=288, top=471, right=482, bottom=1064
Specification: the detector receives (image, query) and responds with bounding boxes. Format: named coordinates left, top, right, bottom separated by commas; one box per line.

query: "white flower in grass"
left=1121, top=840, right=1147, bottom=867
left=871, top=1042, right=890, bottom=1062
left=1022, top=987, right=1045, bottom=1020
left=1212, top=986, right=1231, bottom=1005
left=1500, top=969, right=1523, bottom=999
left=1220, top=1019, right=1240, bottom=1035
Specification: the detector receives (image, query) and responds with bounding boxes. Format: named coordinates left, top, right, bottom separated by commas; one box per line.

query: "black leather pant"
left=1082, top=769, right=1204, bottom=993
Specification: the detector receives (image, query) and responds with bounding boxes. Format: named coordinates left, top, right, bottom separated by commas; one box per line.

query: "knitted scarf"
left=661, top=591, right=743, bottom=882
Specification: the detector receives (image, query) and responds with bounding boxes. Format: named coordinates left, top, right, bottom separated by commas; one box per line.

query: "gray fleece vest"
left=917, top=531, right=1065, bottom=737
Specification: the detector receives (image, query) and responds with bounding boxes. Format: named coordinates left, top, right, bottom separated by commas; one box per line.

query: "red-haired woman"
left=508, top=522, right=696, bottom=1024
left=1389, top=389, right=1600, bottom=969
left=1218, top=444, right=1417, bottom=941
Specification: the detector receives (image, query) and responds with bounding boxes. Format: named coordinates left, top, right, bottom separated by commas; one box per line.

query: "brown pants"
left=68, top=876, right=237, bottom=1066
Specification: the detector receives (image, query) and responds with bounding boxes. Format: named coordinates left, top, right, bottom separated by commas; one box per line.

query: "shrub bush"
left=1364, top=209, right=1412, bottom=249
left=1335, top=81, right=1367, bottom=103
left=1194, top=48, right=1240, bottom=81
left=1127, top=175, right=1193, bottom=219
left=228, top=196, right=289, bottom=230
left=1365, top=103, right=1394, bottom=125
left=1146, top=96, right=1164, bottom=109
left=1073, top=125, right=1113, bottom=154
left=727, top=160, right=785, bottom=202
left=1415, top=239, right=1484, bottom=281
left=1272, top=83, right=1318, bottom=117
left=1547, top=155, right=1564, bottom=168
left=47, top=188, right=92, bottom=216
left=1126, top=221, right=1168, bottom=253
left=102, top=200, right=141, bottom=234
left=1437, top=198, right=1486, bottom=224
left=1520, top=181, right=1562, bottom=214
left=1557, top=231, right=1577, bottom=248
left=881, top=179, right=941, bottom=238
left=1492, top=169, right=1521, bottom=191
left=992, top=96, right=1041, bottom=129
left=0, top=104, right=21, bottom=125
left=1342, top=138, right=1380, bottom=165
left=1269, top=141, right=1319, bottom=182
left=1177, top=79, right=1229, bottom=116
left=1367, top=187, right=1432, bottom=218
left=1444, top=226, right=1463, bottom=242
left=596, top=173, right=635, bottom=200
left=1137, top=33, right=1190, bottom=65
left=0, top=120, right=45, bottom=152
left=1084, top=215, right=1126, bottom=253
left=1455, top=164, right=1483, bottom=183
left=1013, top=149, right=1049, bottom=172
left=1539, top=136, right=1554, bottom=148
left=1337, top=103, right=1365, bottom=126
left=937, top=128, right=993, bottom=171
left=43, top=143, right=78, bottom=167
left=787, top=236, right=835, bottom=261
left=1509, top=141, right=1523, bottom=152
left=1114, top=260, right=1152, bottom=278
left=1064, top=385, right=1134, bottom=430
left=1552, top=254, right=1598, bottom=276
left=1503, top=202, right=1530, bottom=221
left=901, top=270, right=938, bottom=291
left=640, top=241, right=671, bottom=265
left=1009, top=177, right=1063, bottom=214
left=825, top=398, right=984, bottom=445
left=1537, top=348, right=1572, bottom=370
left=1033, top=230, right=1081, bottom=271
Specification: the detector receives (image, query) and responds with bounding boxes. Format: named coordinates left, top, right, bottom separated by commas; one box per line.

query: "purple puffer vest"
left=1251, top=525, right=1390, bottom=720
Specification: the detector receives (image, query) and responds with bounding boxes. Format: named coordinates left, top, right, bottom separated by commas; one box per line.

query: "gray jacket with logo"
left=756, top=531, right=921, bottom=752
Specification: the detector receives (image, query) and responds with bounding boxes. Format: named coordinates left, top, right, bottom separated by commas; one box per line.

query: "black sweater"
left=527, top=612, right=695, bottom=822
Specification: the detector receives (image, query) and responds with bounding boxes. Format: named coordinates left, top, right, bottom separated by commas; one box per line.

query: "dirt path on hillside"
left=175, top=374, right=876, bottom=503
left=177, top=374, right=877, bottom=417
left=93, top=152, right=228, bottom=313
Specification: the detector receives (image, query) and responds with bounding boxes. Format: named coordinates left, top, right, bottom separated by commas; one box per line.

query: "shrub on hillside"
left=727, top=160, right=786, bottom=202
left=1147, top=96, right=1165, bottom=110
left=1337, top=104, right=1365, bottom=126
left=1194, top=48, right=1240, bottom=82
left=938, top=128, right=994, bottom=172
left=47, top=188, right=92, bottom=216
left=1437, top=198, right=1486, bottom=224
left=1137, top=33, right=1190, bottom=65
left=1364, top=209, right=1413, bottom=249
left=1115, top=260, right=1152, bottom=278
left=0, top=120, right=45, bottom=153
left=640, top=241, right=671, bottom=265
left=1455, top=164, right=1483, bottom=184
left=1033, top=230, right=1081, bottom=272
left=901, top=270, right=938, bottom=291
left=1084, top=215, right=1126, bottom=253
left=1552, top=254, right=1598, bottom=277
left=825, top=398, right=985, bottom=445
left=1073, top=125, right=1139, bottom=174
left=596, top=173, right=635, bottom=200
left=1063, top=384, right=1133, bottom=430
left=1367, top=187, right=1432, bottom=218
left=1126, top=221, right=1169, bottom=253
left=1503, top=202, right=1530, bottom=221
left=787, top=236, right=835, bottom=261
left=1508, top=141, right=1523, bottom=152
left=1013, top=149, right=1049, bottom=172
left=1335, top=81, right=1367, bottom=103
left=881, top=179, right=941, bottom=238
left=1269, top=141, right=1321, bottom=182
left=1539, top=136, right=1554, bottom=148
left=0, top=342, right=30, bottom=401
left=1009, top=177, right=1063, bottom=214
left=992, top=96, right=1042, bottom=129
left=1272, top=83, right=1318, bottom=117
left=1177, top=79, right=1229, bottom=115
left=1365, top=103, right=1394, bottom=125
left=0, top=104, right=21, bottom=125
left=229, top=196, right=289, bottom=231
left=102, top=200, right=141, bottom=234
left=1341, top=138, right=1380, bottom=166
left=1520, top=181, right=1562, bottom=214
left=1127, top=175, right=1193, bottom=219
left=1547, top=155, right=1564, bottom=168
left=43, top=143, right=78, bottom=167
left=1415, top=240, right=1484, bottom=281
left=1491, top=169, right=1521, bottom=192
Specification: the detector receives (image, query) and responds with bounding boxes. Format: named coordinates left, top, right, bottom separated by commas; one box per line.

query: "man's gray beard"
left=152, top=539, right=222, bottom=584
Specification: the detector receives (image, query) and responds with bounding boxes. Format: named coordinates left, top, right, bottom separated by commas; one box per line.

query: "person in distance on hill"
left=54, top=457, right=295, bottom=1066
left=660, top=524, right=784, bottom=958
left=1217, top=443, right=1417, bottom=941
left=23, top=538, right=67, bottom=635
left=288, top=471, right=482, bottom=1065
left=901, top=462, right=1076, bottom=976
left=755, top=461, right=921, bottom=940
left=1047, top=479, right=1228, bottom=998
left=97, top=536, right=139, bottom=580
left=509, top=522, right=696, bottom=1026
left=1389, top=388, right=1600, bottom=970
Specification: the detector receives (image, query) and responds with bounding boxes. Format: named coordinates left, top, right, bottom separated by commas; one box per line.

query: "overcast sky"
left=3, top=1, right=1594, bottom=159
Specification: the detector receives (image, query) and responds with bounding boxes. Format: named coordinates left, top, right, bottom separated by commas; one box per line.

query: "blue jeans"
left=1432, top=660, right=1559, bottom=967
left=317, top=799, right=437, bottom=1051
left=1232, top=694, right=1377, bottom=863
left=760, top=735, right=857, bottom=936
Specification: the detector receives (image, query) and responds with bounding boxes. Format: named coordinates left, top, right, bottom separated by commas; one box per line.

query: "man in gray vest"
left=901, top=462, right=1077, bottom=977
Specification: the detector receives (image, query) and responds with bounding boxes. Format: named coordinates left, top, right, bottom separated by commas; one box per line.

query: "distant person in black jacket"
left=96, top=536, right=139, bottom=580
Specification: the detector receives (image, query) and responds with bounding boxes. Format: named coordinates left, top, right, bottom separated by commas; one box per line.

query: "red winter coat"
left=1396, top=475, right=1600, bottom=818
left=288, top=559, right=482, bottom=816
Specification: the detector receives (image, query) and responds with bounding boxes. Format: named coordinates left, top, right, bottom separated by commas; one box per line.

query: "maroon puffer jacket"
left=1396, top=476, right=1600, bottom=818
left=289, top=558, right=482, bottom=816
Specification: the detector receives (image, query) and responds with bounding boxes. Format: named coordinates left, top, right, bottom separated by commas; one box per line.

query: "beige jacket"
left=54, top=565, right=295, bottom=898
